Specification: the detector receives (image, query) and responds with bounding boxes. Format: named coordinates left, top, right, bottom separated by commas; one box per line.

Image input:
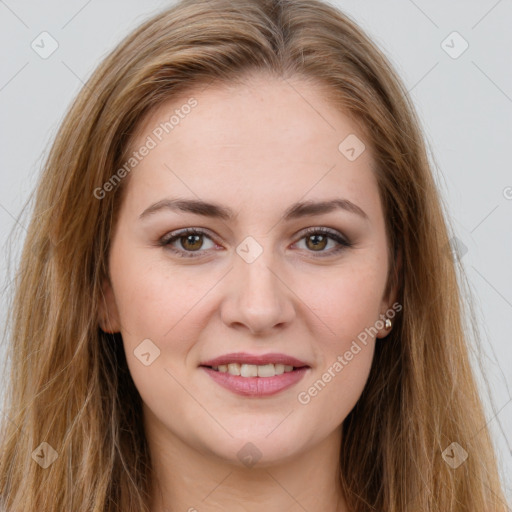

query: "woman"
left=0, top=0, right=508, bottom=510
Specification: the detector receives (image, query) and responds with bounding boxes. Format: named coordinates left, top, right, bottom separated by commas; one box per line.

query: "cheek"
left=295, top=259, right=386, bottom=344
left=109, top=245, right=209, bottom=342
left=296, top=344, right=374, bottom=436
left=109, top=250, right=208, bottom=423
left=295, top=273, right=378, bottom=426
left=291, top=260, right=383, bottom=415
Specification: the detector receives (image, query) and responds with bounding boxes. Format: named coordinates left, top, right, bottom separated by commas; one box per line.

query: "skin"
left=98, top=74, right=398, bottom=512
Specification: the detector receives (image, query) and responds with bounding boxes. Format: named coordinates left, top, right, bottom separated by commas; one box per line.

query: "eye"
left=158, top=226, right=352, bottom=258
left=293, top=227, right=353, bottom=257
left=159, top=228, right=217, bottom=258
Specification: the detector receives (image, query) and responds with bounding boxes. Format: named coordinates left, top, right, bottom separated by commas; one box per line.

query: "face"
left=99, top=75, right=397, bottom=466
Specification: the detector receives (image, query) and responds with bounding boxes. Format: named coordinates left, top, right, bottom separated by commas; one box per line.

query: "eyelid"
left=159, top=226, right=353, bottom=258
left=158, top=227, right=216, bottom=253
left=296, top=226, right=351, bottom=246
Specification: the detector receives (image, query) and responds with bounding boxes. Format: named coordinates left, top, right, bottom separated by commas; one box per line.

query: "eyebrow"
left=139, top=197, right=368, bottom=221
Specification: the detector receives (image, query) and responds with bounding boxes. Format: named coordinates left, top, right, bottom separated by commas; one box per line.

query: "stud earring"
left=384, top=318, right=392, bottom=330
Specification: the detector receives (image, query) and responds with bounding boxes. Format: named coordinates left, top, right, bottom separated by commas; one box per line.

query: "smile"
left=207, top=362, right=299, bottom=377
left=200, top=364, right=309, bottom=397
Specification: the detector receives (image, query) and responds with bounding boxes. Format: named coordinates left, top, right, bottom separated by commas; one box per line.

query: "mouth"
left=200, top=362, right=308, bottom=378
left=199, top=352, right=311, bottom=397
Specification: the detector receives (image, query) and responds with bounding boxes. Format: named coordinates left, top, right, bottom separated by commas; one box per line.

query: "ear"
left=98, top=276, right=121, bottom=333
left=376, top=247, right=402, bottom=339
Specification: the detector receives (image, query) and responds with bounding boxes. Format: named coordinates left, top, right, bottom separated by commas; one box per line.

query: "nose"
left=220, top=245, right=296, bottom=336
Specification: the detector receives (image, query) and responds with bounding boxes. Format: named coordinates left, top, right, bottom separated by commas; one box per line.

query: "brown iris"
left=305, top=234, right=328, bottom=251
left=180, top=234, right=204, bottom=251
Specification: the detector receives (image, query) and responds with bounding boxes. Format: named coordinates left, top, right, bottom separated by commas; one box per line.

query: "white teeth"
left=257, top=364, right=275, bottom=377
left=240, top=364, right=258, bottom=377
left=227, top=363, right=241, bottom=375
left=210, top=362, right=298, bottom=377
left=274, top=364, right=285, bottom=375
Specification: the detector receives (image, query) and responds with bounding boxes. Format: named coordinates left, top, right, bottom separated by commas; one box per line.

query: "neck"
left=144, top=409, right=348, bottom=512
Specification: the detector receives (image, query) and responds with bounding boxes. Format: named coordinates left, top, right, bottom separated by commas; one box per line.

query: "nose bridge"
left=221, top=235, right=295, bottom=333
left=239, top=247, right=278, bottom=303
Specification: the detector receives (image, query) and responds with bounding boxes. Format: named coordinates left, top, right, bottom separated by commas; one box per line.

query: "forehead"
left=121, top=76, right=381, bottom=223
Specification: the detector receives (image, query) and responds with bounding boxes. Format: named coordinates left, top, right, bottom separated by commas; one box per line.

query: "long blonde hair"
left=0, top=0, right=508, bottom=510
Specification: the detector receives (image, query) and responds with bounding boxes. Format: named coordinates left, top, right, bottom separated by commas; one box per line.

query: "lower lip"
left=201, top=366, right=309, bottom=397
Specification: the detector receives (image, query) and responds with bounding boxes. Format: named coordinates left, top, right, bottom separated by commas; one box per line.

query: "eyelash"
left=158, top=227, right=353, bottom=259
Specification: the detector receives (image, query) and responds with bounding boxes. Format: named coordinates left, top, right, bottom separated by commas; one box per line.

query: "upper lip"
left=200, top=352, right=310, bottom=368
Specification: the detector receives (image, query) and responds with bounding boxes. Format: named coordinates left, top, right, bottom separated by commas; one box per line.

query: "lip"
left=201, top=366, right=309, bottom=397
left=200, top=352, right=310, bottom=368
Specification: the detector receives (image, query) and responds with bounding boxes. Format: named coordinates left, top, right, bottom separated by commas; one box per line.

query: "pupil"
left=308, top=234, right=327, bottom=250
left=183, top=234, right=202, bottom=250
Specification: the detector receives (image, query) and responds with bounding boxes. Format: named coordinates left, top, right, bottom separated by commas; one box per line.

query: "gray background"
left=0, top=0, right=510, bottom=504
